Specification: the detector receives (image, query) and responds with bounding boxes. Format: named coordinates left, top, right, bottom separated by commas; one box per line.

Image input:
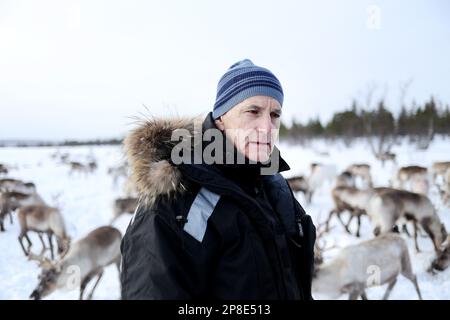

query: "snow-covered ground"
left=0, top=136, right=449, bottom=300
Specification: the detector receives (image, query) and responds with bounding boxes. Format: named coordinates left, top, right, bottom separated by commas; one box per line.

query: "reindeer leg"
left=404, top=274, right=422, bottom=300
left=344, top=214, right=354, bottom=235
left=18, top=234, right=29, bottom=256
left=87, top=269, right=104, bottom=300
left=356, top=214, right=362, bottom=238
left=413, top=222, right=421, bottom=253
left=345, top=283, right=365, bottom=300
left=79, top=273, right=96, bottom=300
left=115, top=257, right=121, bottom=273
left=9, top=212, right=13, bottom=224
left=336, top=211, right=350, bottom=233
left=47, top=233, right=55, bottom=260
left=0, top=219, right=4, bottom=232
left=24, top=233, right=33, bottom=252
left=348, top=290, right=360, bottom=300
left=325, top=209, right=336, bottom=232
left=38, top=233, right=47, bottom=251
left=402, top=223, right=411, bottom=237
left=382, top=277, right=397, bottom=300
left=360, top=290, right=368, bottom=300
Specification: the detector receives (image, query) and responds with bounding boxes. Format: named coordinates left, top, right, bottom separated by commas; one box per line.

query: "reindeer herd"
left=0, top=153, right=139, bottom=300
left=1, top=146, right=450, bottom=300
left=288, top=160, right=450, bottom=299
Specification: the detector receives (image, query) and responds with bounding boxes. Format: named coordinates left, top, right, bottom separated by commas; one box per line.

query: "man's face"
left=215, top=95, right=282, bottom=163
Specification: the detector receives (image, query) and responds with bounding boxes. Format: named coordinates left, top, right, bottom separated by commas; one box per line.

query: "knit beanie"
left=212, top=59, right=284, bottom=119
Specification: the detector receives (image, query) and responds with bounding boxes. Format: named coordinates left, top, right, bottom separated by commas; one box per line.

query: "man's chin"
left=246, top=152, right=271, bottom=164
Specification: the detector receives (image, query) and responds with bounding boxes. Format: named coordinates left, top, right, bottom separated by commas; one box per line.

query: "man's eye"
left=248, top=110, right=259, bottom=115
left=271, top=112, right=281, bottom=118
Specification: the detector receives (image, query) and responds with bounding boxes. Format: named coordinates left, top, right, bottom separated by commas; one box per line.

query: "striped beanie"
left=212, top=59, right=284, bottom=119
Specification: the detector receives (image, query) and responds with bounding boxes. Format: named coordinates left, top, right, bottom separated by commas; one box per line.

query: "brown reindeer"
left=326, top=185, right=373, bottom=237
left=17, top=205, right=70, bottom=260
left=431, top=161, right=450, bottom=184
left=346, top=164, right=372, bottom=188
left=286, top=175, right=309, bottom=196
left=110, top=197, right=138, bottom=224
left=429, top=236, right=450, bottom=272
left=367, top=188, right=447, bottom=253
left=88, top=161, right=98, bottom=172
left=0, top=178, right=36, bottom=194
left=29, top=226, right=122, bottom=300
left=69, top=161, right=90, bottom=175
left=393, top=165, right=429, bottom=195
left=0, top=191, right=45, bottom=231
left=0, top=164, right=8, bottom=175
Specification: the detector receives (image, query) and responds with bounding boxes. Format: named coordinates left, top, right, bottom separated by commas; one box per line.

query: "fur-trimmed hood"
left=123, top=116, right=204, bottom=207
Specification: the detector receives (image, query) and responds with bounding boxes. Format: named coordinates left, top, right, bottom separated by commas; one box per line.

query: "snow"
left=0, top=136, right=449, bottom=300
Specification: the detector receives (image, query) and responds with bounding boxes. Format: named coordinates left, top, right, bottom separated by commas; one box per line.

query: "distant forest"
left=280, top=96, right=450, bottom=145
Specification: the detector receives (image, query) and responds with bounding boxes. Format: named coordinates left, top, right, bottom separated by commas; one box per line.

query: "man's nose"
left=257, top=113, right=275, bottom=133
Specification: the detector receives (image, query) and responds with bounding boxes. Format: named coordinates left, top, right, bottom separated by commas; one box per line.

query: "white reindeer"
left=313, top=233, right=422, bottom=300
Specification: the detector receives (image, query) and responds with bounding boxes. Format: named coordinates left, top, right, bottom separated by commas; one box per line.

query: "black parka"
left=120, top=113, right=316, bottom=300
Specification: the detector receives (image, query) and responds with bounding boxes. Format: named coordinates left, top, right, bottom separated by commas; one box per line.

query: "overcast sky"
left=1, top=0, right=449, bottom=140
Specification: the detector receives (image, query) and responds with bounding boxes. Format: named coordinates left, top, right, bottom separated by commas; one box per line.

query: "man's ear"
left=215, top=116, right=225, bottom=131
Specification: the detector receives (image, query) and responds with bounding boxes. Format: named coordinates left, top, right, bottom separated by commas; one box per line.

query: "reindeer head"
left=28, top=251, right=62, bottom=300
left=422, top=217, right=448, bottom=252
left=312, top=224, right=337, bottom=278
left=30, top=263, right=62, bottom=300
left=430, top=236, right=450, bottom=273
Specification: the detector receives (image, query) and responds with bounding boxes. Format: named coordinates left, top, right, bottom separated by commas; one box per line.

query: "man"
left=120, top=59, right=316, bottom=299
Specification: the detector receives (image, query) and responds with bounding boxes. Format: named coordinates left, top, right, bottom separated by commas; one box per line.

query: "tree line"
left=280, top=96, right=450, bottom=145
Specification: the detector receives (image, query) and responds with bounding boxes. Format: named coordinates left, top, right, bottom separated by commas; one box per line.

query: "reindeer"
left=435, top=168, right=450, bottom=206
left=346, top=164, right=372, bottom=188
left=110, top=197, right=138, bottom=224
left=367, top=188, right=447, bottom=253
left=442, top=169, right=450, bottom=206
left=378, top=151, right=397, bottom=165
left=335, top=171, right=355, bottom=188
left=88, top=161, right=98, bottom=173
left=431, top=161, right=450, bottom=184
left=0, top=178, right=36, bottom=194
left=69, top=161, right=92, bottom=175
left=286, top=175, right=309, bottom=197
left=29, top=226, right=122, bottom=300
left=17, top=205, right=70, bottom=260
left=0, top=191, right=45, bottom=231
left=303, top=163, right=337, bottom=204
left=312, top=233, right=422, bottom=300
left=393, top=165, right=429, bottom=195
left=429, top=236, right=450, bottom=272
left=326, top=175, right=373, bottom=237
left=108, top=163, right=128, bottom=186
left=0, top=164, right=8, bottom=175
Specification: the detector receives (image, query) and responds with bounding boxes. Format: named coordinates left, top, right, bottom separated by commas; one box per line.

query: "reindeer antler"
left=28, top=247, right=54, bottom=269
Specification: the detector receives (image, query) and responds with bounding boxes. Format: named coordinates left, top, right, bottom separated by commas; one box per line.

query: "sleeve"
left=120, top=204, right=204, bottom=299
